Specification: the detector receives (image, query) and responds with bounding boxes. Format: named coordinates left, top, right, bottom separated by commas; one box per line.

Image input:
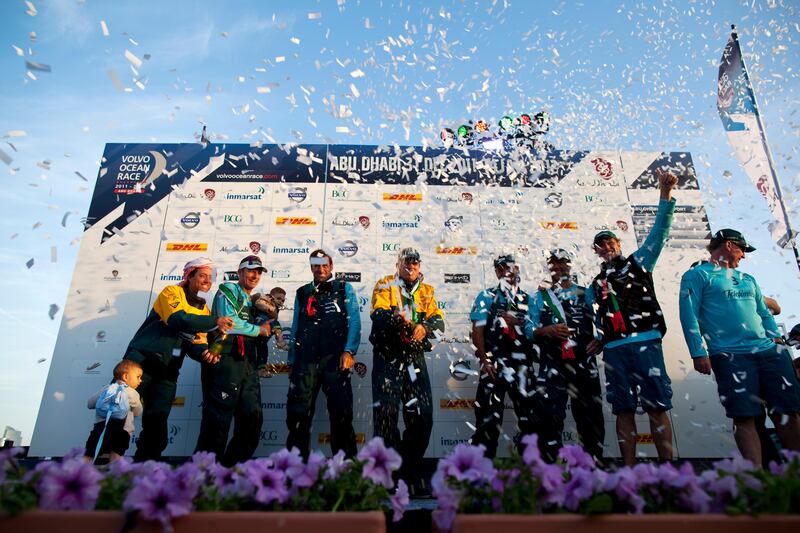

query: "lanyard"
left=395, top=277, right=420, bottom=323
left=540, top=288, right=567, bottom=324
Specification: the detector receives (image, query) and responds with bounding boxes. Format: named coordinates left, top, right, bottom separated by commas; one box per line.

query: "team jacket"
left=369, top=274, right=444, bottom=352
left=126, top=285, right=216, bottom=366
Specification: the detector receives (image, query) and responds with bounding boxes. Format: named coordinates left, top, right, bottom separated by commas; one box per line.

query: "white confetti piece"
left=53, top=391, right=64, bottom=401
left=124, top=49, right=143, bottom=68
left=308, top=12, right=321, bottom=19
left=12, top=45, right=23, bottom=57
left=349, top=83, right=360, bottom=98
left=51, top=246, right=57, bottom=262
left=100, top=20, right=109, bottom=37
left=25, top=1, right=37, bottom=17
left=350, top=68, right=365, bottom=78
left=290, top=37, right=300, bottom=44
left=6, top=130, right=26, bottom=137
left=0, top=148, right=12, bottom=165
left=275, top=56, right=286, bottom=63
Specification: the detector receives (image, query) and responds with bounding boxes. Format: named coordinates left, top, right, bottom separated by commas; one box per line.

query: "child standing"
left=84, top=360, right=143, bottom=462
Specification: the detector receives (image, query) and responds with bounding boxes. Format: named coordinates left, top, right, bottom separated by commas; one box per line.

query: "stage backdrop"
left=31, top=143, right=730, bottom=458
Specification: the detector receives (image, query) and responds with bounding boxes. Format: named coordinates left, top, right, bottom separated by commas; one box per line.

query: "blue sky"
left=1, top=0, right=799, bottom=444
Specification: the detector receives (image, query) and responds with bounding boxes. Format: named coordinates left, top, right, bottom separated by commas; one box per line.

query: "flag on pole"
left=717, top=27, right=795, bottom=247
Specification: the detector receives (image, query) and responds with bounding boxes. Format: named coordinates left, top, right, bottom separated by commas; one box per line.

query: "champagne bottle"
left=209, top=333, right=228, bottom=356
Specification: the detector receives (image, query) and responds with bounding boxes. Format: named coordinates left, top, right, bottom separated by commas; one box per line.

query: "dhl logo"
left=383, top=192, right=422, bottom=201
left=436, top=245, right=478, bottom=255
left=172, top=396, right=186, bottom=407
left=538, top=221, right=578, bottom=230
left=636, top=433, right=654, bottom=444
left=276, top=217, right=317, bottom=225
left=319, top=433, right=367, bottom=444
left=166, top=242, right=208, bottom=251
left=439, top=398, right=476, bottom=409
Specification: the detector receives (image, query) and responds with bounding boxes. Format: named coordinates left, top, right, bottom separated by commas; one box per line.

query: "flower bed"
left=431, top=434, right=800, bottom=531
left=0, top=437, right=406, bottom=532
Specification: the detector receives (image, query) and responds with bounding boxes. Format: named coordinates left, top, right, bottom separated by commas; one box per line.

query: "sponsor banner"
left=632, top=204, right=712, bottom=249
left=212, top=210, right=269, bottom=233
left=201, top=144, right=328, bottom=183
left=164, top=241, right=209, bottom=252
left=216, top=185, right=272, bottom=206
left=325, top=209, right=376, bottom=238
left=326, top=183, right=376, bottom=204
left=265, top=235, right=322, bottom=263
left=213, top=237, right=268, bottom=256
left=272, top=183, right=325, bottom=209
left=165, top=207, right=215, bottom=233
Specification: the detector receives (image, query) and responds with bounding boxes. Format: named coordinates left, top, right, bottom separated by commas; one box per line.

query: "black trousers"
left=470, top=359, right=537, bottom=458
left=286, top=352, right=356, bottom=459
left=124, top=350, right=178, bottom=462
left=372, top=349, right=433, bottom=482
left=535, top=352, right=605, bottom=462
left=195, top=356, right=263, bottom=467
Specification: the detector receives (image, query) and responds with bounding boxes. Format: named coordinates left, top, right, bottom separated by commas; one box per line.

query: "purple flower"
left=713, top=454, right=756, bottom=475
left=521, top=434, right=542, bottom=466
left=124, top=469, right=193, bottom=533
left=432, top=506, right=457, bottom=532
left=563, top=468, right=596, bottom=511
left=191, top=451, right=218, bottom=471
left=390, top=479, right=409, bottom=522
left=171, top=463, right=203, bottom=498
left=324, top=450, right=351, bottom=480
left=0, top=447, right=24, bottom=484
left=610, top=468, right=645, bottom=513
left=268, top=448, right=305, bottom=479
left=357, top=437, right=402, bottom=489
left=211, top=463, right=247, bottom=497
left=243, top=461, right=288, bottom=506
left=532, top=462, right=564, bottom=506
left=108, top=456, right=135, bottom=477
left=558, top=445, right=595, bottom=471
left=36, top=458, right=103, bottom=510
left=293, top=452, right=325, bottom=489
left=431, top=471, right=464, bottom=531
left=437, top=444, right=494, bottom=483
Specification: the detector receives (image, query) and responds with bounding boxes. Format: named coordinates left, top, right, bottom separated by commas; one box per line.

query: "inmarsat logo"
left=338, top=240, right=359, bottom=257
left=288, top=187, right=307, bottom=203
left=225, top=186, right=265, bottom=201
left=545, top=192, right=563, bottom=208
left=180, top=212, right=200, bottom=229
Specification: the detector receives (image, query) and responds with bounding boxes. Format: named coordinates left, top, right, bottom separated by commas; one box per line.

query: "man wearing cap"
left=370, top=247, right=444, bottom=495
left=469, top=254, right=538, bottom=458
left=124, top=258, right=234, bottom=462
left=679, top=229, right=800, bottom=466
left=285, top=249, right=361, bottom=458
left=195, top=255, right=273, bottom=466
left=526, top=249, right=605, bottom=463
left=589, top=169, right=677, bottom=466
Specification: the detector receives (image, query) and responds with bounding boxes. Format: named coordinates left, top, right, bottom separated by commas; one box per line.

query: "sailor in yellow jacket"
left=123, top=257, right=233, bottom=461
left=369, top=247, right=444, bottom=496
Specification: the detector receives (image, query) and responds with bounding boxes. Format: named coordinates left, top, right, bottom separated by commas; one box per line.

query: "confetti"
left=48, top=304, right=59, bottom=319
left=308, top=12, right=322, bottom=19
left=124, top=49, right=143, bottom=69
left=25, top=258, right=34, bottom=269
left=100, top=20, right=110, bottom=37
left=25, top=61, right=51, bottom=73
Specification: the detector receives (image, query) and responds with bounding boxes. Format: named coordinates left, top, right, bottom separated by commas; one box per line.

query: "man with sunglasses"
left=679, top=229, right=800, bottom=466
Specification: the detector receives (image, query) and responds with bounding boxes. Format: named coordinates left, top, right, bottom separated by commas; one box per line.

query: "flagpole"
left=731, top=24, right=800, bottom=272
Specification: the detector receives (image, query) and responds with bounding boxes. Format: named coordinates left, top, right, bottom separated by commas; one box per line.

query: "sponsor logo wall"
left=32, top=144, right=719, bottom=459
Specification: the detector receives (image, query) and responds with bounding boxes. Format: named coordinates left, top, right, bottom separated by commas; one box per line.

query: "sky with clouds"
left=1, top=0, right=799, bottom=445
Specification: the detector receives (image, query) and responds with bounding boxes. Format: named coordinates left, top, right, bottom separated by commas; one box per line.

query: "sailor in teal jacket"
left=195, top=255, right=272, bottom=466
